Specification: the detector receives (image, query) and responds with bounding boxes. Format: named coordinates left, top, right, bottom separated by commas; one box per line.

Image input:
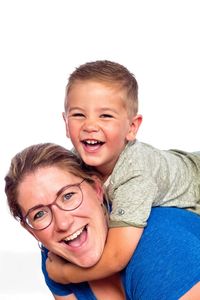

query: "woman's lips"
left=62, top=225, right=88, bottom=248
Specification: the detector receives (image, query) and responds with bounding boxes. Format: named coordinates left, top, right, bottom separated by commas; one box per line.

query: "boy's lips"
left=81, top=139, right=105, bottom=152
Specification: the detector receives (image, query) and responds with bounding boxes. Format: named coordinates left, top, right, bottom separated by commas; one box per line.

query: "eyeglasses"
left=23, top=179, right=85, bottom=231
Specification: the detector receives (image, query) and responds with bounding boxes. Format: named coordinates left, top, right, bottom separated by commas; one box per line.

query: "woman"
left=5, top=143, right=200, bottom=299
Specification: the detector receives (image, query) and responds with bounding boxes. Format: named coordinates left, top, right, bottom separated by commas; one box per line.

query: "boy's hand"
left=46, top=252, right=70, bottom=284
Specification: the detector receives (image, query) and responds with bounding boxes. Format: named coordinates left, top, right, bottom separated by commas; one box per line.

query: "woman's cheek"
left=35, top=229, right=52, bottom=247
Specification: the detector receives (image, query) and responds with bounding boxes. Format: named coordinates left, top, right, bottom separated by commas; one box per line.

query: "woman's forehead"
left=25, top=166, right=81, bottom=183
left=17, top=166, right=82, bottom=208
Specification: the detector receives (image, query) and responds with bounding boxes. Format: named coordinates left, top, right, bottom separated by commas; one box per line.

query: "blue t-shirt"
left=42, top=207, right=200, bottom=300
left=42, top=247, right=96, bottom=299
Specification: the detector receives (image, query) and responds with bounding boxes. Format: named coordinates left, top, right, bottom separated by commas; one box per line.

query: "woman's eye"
left=33, top=210, right=46, bottom=221
left=63, top=192, right=75, bottom=201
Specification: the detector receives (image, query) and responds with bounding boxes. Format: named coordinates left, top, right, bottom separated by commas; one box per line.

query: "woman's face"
left=17, top=166, right=108, bottom=267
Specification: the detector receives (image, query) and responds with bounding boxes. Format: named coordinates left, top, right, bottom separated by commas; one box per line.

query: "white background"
left=0, top=0, right=200, bottom=298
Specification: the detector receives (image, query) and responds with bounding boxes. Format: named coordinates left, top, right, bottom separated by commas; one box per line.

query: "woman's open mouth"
left=61, top=225, right=88, bottom=248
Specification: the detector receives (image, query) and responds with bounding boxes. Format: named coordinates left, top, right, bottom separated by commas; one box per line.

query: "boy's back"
left=107, top=140, right=200, bottom=228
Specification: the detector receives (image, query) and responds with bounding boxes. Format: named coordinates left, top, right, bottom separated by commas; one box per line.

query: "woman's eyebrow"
left=56, top=185, right=68, bottom=197
left=56, top=182, right=79, bottom=198
left=26, top=185, right=68, bottom=212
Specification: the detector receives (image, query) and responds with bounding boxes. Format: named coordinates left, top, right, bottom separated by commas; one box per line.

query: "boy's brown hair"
left=65, top=60, right=139, bottom=117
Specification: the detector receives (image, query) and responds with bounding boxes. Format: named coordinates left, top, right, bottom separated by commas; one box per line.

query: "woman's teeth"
left=64, top=227, right=84, bottom=242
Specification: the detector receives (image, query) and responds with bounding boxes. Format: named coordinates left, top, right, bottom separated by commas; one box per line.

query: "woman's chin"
left=75, top=250, right=102, bottom=268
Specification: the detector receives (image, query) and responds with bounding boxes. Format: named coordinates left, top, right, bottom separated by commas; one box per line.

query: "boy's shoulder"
left=116, top=140, right=158, bottom=165
left=110, top=140, right=159, bottom=180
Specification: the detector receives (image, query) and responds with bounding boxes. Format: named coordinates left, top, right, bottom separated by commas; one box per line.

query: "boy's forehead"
left=67, top=83, right=126, bottom=103
left=67, top=80, right=127, bottom=101
left=68, top=79, right=124, bottom=90
left=65, top=80, right=131, bottom=113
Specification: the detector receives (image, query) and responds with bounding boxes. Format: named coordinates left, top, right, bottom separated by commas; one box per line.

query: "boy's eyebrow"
left=68, top=106, right=119, bottom=114
left=67, top=106, right=84, bottom=112
left=99, top=107, right=119, bottom=114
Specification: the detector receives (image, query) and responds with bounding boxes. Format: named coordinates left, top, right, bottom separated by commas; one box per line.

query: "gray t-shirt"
left=107, top=140, right=200, bottom=227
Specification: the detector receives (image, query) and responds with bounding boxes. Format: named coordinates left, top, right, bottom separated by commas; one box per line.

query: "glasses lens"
left=25, top=183, right=83, bottom=230
left=57, top=184, right=83, bottom=211
left=26, top=206, right=52, bottom=230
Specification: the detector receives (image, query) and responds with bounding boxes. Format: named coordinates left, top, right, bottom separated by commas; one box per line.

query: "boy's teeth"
left=64, top=227, right=84, bottom=241
left=86, top=140, right=98, bottom=145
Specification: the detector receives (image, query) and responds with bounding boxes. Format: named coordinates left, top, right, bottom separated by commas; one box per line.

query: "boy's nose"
left=82, top=119, right=99, bottom=132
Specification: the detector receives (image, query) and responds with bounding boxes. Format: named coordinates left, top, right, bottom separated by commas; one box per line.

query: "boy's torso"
left=107, top=140, right=200, bottom=227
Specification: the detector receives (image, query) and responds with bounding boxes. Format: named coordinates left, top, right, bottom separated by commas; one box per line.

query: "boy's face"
left=64, top=80, right=142, bottom=178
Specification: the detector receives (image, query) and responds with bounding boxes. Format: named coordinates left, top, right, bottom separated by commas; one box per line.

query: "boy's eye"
left=100, top=114, right=113, bottom=118
left=71, top=113, right=85, bottom=118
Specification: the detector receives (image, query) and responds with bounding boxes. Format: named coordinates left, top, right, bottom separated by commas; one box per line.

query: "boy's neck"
left=95, top=159, right=117, bottom=182
left=96, top=141, right=133, bottom=182
left=97, top=168, right=112, bottom=183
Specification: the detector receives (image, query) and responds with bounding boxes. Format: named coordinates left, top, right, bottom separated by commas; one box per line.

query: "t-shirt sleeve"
left=41, top=248, right=74, bottom=296
left=109, top=176, right=158, bottom=228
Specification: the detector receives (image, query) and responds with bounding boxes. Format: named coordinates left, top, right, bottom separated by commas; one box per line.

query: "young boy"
left=46, top=60, right=200, bottom=284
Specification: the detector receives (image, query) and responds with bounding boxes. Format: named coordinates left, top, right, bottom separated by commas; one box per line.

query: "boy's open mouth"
left=81, top=139, right=105, bottom=149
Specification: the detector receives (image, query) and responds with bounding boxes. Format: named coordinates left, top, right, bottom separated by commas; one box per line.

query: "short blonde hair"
left=65, top=60, right=138, bottom=117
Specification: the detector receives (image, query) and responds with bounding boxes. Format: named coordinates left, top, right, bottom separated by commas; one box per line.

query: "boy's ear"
left=126, top=114, right=143, bottom=141
left=62, top=112, right=70, bottom=138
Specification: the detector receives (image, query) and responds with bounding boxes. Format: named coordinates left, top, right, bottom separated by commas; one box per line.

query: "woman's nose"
left=51, top=206, right=74, bottom=231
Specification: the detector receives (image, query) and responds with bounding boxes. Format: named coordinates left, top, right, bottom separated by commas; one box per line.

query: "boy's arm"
left=46, top=226, right=143, bottom=284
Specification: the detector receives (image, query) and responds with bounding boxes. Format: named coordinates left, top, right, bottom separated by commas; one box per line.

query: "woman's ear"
left=126, top=114, right=143, bottom=141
